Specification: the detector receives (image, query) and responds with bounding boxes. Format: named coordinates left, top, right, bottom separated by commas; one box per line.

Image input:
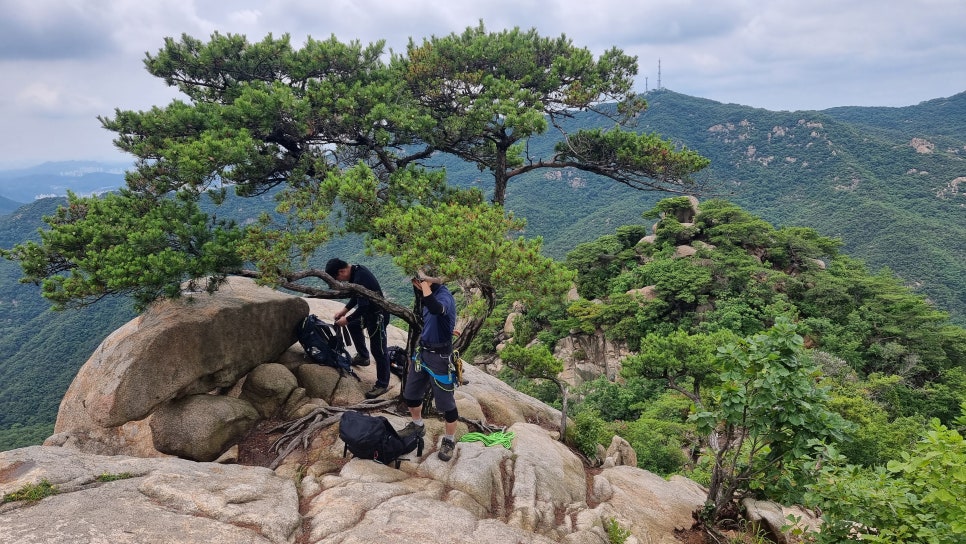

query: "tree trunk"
left=453, top=284, right=496, bottom=353
left=558, top=382, right=569, bottom=439
left=492, top=141, right=510, bottom=205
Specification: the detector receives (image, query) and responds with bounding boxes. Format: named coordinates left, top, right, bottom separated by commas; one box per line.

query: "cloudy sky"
left=1, top=0, right=964, bottom=168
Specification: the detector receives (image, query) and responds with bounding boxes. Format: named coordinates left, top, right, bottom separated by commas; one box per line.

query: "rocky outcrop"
left=0, top=445, right=300, bottom=543
left=63, top=277, right=307, bottom=428
left=49, top=277, right=309, bottom=458
left=552, top=332, right=630, bottom=387
left=741, top=498, right=822, bottom=544
left=150, top=394, right=261, bottom=461
left=2, top=422, right=709, bottom=544
left=4, top=274, right=819, bottom=543
left=2, top=347, right=717, bottom=543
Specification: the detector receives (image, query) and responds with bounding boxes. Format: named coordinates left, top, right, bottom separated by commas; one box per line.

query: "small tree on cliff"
left=624, top=319, right=849, bottom=526
left=3, top=25, right=708, bottom=352
left=692, top=318, right=849, bottom=524
left=499, top=342, right=570, bottom=438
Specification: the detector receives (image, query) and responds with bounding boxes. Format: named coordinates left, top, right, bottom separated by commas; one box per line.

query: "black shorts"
left=403, top=349, right=457, bottom=413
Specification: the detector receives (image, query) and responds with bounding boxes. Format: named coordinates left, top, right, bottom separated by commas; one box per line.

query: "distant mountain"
left=648, top=90, right=965, bottom=323
left=0, top=160, right=130, bottom=202
left=0, top=194, right=22, bottom=215
left=501, top=89, right=966, bottom=324
left=1, top=90, right=964, bottom=450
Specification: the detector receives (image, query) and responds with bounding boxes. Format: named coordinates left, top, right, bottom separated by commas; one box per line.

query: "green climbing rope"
left=459, top=431, right=515, bottom=449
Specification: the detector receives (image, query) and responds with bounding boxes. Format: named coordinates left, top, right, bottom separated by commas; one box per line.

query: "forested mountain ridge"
left=0, top=195, right=22, bottom=215
left=0, top=198, right=136, bottom=449
left=605, top=90, right=966, bottom=323
left=1, top=89, right=964, bottom=450
left=453, top=89, right=965, bottom=323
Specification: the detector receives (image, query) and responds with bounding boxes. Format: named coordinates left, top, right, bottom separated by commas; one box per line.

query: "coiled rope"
left=458, top=431, right=515, bottom=449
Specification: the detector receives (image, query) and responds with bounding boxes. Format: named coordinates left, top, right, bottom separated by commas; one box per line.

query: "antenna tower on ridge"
left=658, top=59, right=662, bottom=90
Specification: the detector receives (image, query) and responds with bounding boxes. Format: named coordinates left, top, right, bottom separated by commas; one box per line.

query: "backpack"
left=296, top=314, right=359, bottom=380
left=386, top=345, right=408, bottom=377
left=339, top=410, right=424, bottom=468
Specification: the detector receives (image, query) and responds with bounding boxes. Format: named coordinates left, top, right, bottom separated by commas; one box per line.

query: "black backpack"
left=339, top=410, right=424, bottom=468
left=386, top=345, right=408, bottom=377
left=296, top=314, right=359, bottom=380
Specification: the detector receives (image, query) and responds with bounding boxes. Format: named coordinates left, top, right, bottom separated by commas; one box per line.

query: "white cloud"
left=0, top=0, right=964, bottom=166
left=15, top=80, right=105, bottom=117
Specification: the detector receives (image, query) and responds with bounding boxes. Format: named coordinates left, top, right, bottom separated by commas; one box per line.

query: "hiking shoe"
left=352, top=354, right=370, bottom=366
left=364, top=385, right=388, bottom=399
left=398, top=421, right=426, bottom=439
left=438, top=437, right=456, bottom=462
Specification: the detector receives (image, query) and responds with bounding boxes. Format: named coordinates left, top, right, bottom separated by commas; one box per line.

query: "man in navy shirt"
left=398, top=271, right=460, bottom=462
left=325, top=258, right=391, bottom=399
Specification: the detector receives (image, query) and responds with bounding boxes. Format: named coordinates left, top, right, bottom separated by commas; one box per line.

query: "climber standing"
left=325, top=258, right=391, bottom=399
left=398, top=270, right=460, bottom=462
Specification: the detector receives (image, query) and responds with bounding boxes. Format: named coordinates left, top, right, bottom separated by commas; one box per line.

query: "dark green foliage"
left=634, top=90, right=966, bottom=325
left=693, top=318, right=850, bottom=520
left=804, top=407, right=966, bottom=542
left=568, top=197, right=961, bottom=386
left=6, top=191, right=244, bottom=311
left=621, top=392, right=693, bottom=475
left=558, top=196, right=965, bottom=524
left=839, top=414, right=925, bottom=468
left=570, top=409, right=609, bottom=458
left=573, top=376, right=663, bottom=422
left=0, top=195, right=22, bottom=214
left=0, top=423, right=54, bottom=452
left=0, top=293, right=133, bottom=448
left=497, top=366, right=561, bottom=407
left=566, top=234, right=634, bottom=300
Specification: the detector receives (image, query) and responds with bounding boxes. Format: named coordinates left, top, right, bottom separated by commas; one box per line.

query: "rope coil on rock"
left=458, top=431, right=515, bottom=449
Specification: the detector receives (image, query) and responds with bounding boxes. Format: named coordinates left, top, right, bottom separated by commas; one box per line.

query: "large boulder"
left=601, top=466, right=708, bottom=543
left=239, top=363, right=299, bottom=418
left=741, top=498, right=822, bottom=544
left=150, top=394, right=261, bottom=461
left=51, top=276, right=308, bottom=455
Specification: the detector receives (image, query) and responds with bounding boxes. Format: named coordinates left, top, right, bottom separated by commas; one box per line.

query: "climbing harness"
left=417, top=351, right=456, bottom=391
left=414, top=347, right=466, bottom=392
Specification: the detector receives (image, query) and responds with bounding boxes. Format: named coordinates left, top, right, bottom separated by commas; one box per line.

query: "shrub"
left=623, top=417, right=689, bottom=475
left=572, top=410, right=610, bottom=458
left=2, top=479, right=58, bottom=503
left=604, top=517, right=631, bottom=544
left=806, top=409, right=966, bottom=543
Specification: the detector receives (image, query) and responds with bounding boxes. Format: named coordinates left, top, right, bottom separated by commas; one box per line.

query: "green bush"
left=806, top=409, right=966, bottom=543
left=623, top=417, right=688, bottom=475
left=604, top=517, right=631, bottom=544
left=574, top=376, right=664, bottom=422
left=571, top=410, right=610, bottom=458
left=496, top=367, right=561, bottom=407
left=2, top=479, right=58, bottom=503
left=96, top=472, right=135, bottom=482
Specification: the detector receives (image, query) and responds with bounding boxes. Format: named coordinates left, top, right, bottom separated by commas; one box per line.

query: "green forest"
left=1, top=25, right=964, bottom=541
left=489, top=196, right=966, bottom=540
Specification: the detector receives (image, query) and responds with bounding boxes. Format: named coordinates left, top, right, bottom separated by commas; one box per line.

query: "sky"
left=1, top=0, right=965, bottom=168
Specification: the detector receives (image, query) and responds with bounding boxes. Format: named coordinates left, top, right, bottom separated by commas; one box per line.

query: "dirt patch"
left=237, top=418, right=286, bottom=467
left=674, top=526, right=710, bottom=543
